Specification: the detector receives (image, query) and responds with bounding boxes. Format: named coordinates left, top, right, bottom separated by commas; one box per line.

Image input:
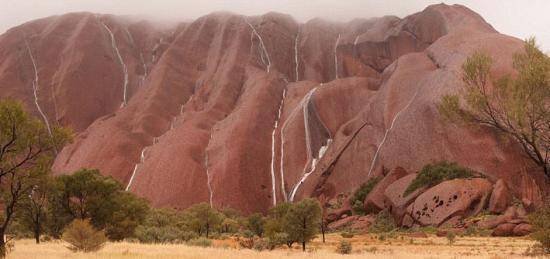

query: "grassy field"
left=7, top=233, right=541, bottom=259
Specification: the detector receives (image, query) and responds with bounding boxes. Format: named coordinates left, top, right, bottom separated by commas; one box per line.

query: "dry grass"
left=8, top=233, right=541, bottom=259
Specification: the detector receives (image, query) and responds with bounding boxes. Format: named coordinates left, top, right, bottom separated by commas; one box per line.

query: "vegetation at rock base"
left=336, top=239, right=352, bottom=254
left=404, top=161, right=475, bottom=196
left=439, top=38, right=549, bottom=177
left=368, top=210, right=397, bottom=234
left=530, top=199, right=550, bottom=253
left=61, top=219, right=107, bottom=252
left=349, top=176, right=381, bottom=215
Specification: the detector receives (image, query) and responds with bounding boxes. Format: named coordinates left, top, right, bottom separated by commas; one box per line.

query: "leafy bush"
left=134, top=225, right=183, bottom=243
left=336, top=240, right=352, bottom=254
left=187, top=237, right=212, bottom=247
left=62, top=219, right=107, bottom=252
left=181, top=231, right=199, bottom=242
left=266, top=232, right=289, bottom=249
left=368, top=210, right=396, bottom=233
left=340, top=232, right=354, bottom=238
left=253, top=238, right=270, bottom=251
left=350, top=177, right=381, bottom=215
left=404, top=161, right=475, bottom=196
left=446, top=231, right=456, bottom=246
left=530, top=199, right=550, bottom=254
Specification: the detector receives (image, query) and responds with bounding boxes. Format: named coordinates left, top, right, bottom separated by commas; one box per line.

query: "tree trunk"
left=302, top=241, right=305, bottom=251
left=0, top=230, right=6, bottom=258
left=206, top=223, right=209, bottom=238
left=34, top=226, right=40, bottom=244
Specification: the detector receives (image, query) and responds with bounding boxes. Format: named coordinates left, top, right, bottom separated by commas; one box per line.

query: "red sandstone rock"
left=405, top=178, right=493, bottom=227
left=328, top=215, right=358, bottom=231
left=364, top=167, right=409, bottom=214
left=384, top=173, right=427, bottom=223
left=489, top=179, right=512, bottom=214
left=512, top=223, right=532, bottom=236
left=492, top=223, right=517, bottom=237
left=0, top=3, right=547, bottom=214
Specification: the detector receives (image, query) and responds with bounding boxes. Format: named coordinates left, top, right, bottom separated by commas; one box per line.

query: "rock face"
left=0, top=4, right=548, bottom=213
left=364, top=167, right=409, bottom=214
left=405, top=178, right=493, bottom=227
left=488, top=179, right=512, bottom=214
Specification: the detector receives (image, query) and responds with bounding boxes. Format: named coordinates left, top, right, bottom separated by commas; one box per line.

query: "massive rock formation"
left=0, top=4, right=547, bottom=214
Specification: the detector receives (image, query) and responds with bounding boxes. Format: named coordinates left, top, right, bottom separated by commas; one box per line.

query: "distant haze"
left=1, top=0, right=549, bottom=51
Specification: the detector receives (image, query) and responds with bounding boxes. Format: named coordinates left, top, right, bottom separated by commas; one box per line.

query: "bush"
left=341, top=232, right=354, bottom=238
left=266, top=232, right=289, bottom=249
left=350, top=177, right=381, bottom=215
left=253, top=238, right=270, bottom=251
left=368, top=210, right=396, bottom=233
left=62, top=219, right=107, bottom=252
left=530, top=199, right=550, bottom=254
left=134, top=226, right=183, bottom=243
left=187, top=237, right=212, bottom=247
left=404, top=161, right=475, bottom=196
left=336, top=240, right=352, bottom=254
left=446, top=231, right=456, bottom=245
left=181, top=231, right=199, bottom=242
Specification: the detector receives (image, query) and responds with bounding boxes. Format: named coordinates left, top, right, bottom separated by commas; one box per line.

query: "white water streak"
left=366, top=87, right=423, bottom=177
left=101, top=21, right=129, bottom=107
left=270, top=88, right=287, bottom=205
left=246, top=20, right=271, bottom=73
left=205, top=133, right=214, bottom=207
left=126, top=147, right=148, bottom=191
left=279, top=88, right=318, bottom=201
left=334, top=34, right=341, bottom=80
left=294, top=32, right=300, bottom=82
left=25, top=40, right=53, bottom=139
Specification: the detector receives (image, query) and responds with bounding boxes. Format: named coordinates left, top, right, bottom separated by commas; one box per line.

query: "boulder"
left=488, top=179, right=512, bottom=214
left=364, top=167, right=409, bottom=214
left=384, top=173, right=426, bottom=223
left=406, top=178, right=493, bottom=227
left=512, top=223, right=532, bottom=236
left=328, top=215, right=358, bottom=231
left=326, top=201, right=352, bottom=223
left=350, top=215, right=375, bottom=232
left=522, top=198, right=537, bottom=213
left=492, top=223, right=517, bottom=237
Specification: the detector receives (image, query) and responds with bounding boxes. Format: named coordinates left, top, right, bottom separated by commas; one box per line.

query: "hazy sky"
left=1, top=0, right=549, bottom=51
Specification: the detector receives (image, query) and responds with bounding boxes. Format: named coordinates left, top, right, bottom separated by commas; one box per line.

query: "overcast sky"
left=1, top=0, right=549, bottom=51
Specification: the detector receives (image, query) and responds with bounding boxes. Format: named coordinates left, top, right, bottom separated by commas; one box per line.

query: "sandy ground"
left=7, top=233, right=545, bottom=259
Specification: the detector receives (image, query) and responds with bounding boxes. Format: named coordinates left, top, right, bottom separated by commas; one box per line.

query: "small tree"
left=264, top=202, right=295, bottom=248
left=247, top=213, right=265, bottom=237
left=439, top=38, right=549, bottom=176
left=0, top=99, right=70, bottom=256
left=186, top=203, right=222, bottom=238
left=18, top=176, right=54, bottom=243
left=62, top=219, right=107, bottom=252
left=284, top=198, right=322, bottom=251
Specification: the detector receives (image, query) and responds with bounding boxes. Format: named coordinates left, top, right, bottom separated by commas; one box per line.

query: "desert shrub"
left=369, top=210, right=396, bottom=233
left=134, top=225, right=183, bottom=243
left=404, top=161, right=475, bottom=196
left=187, top=237, right=212, bottom=247
left=266, top=232, right=289, bottom=249
left=253, top=238, right=270, bottom=251
left=238, top=236, right=255, bottom=249
left=350, top=177, right=381, bottom=215
left=181, top=231, right=199, bottom=242
left=530, top=199, right=550, bottom=253
left=446, top=231, right=456, bottom=246
left=336, top=240, right=352, bottom=254
left=341, top=231, right=354, bottom=238
left=62, top=219, right=107, bottom=253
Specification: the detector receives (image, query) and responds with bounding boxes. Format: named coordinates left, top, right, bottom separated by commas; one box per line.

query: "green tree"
left=439, top=38, right=549, bottom=176
left=284, top=198, right=322, bottom=251
left=50, top=169, right=149, bottom=240
left=264, top=202, right=295, bottom=248
left=530, top=199, right=550, bottom=253
left=0, top=99, right=70, bottom=257
left=247, top=213, right=265, bottom=237
left=18, top=175, right=55, bottom=243
left=186, top=203, right=222, bottom=238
